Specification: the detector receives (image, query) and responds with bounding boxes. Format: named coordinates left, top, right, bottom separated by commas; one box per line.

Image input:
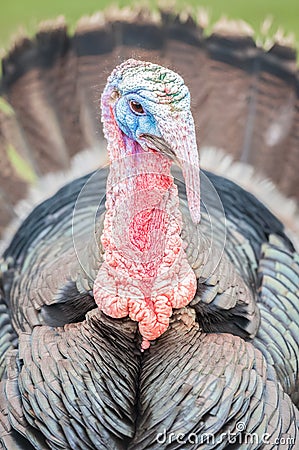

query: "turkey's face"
left=95, top=59, right=200, bottom=349
left=101, top=58, right=200, bottom=224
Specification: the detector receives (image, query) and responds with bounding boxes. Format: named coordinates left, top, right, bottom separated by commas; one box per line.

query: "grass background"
left=0, top=0, right=298, bottom=54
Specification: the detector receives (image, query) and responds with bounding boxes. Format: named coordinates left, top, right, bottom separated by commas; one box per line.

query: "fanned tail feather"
left=0, top=8, right=298, bottom=243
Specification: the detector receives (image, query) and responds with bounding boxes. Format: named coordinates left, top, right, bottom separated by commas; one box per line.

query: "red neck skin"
left=93, top=94, right=197, bottom=350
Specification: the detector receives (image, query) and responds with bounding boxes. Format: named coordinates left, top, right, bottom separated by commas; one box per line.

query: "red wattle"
left=94, top=93, right=197, bottom=349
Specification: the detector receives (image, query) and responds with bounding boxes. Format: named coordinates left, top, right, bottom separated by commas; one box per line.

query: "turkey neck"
left=93, top=100, right=197, bottom=349
left=103, top=139, right=180, bottom=279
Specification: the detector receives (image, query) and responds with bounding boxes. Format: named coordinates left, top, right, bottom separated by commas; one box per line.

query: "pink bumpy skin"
left=93, top=59, right=200, bottom=349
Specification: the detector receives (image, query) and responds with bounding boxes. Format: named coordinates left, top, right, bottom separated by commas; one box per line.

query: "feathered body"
left=0, top=9, right=299, bottom=450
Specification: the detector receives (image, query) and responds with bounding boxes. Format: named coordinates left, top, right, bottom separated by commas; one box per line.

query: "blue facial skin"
left=114, top=93, right=162, bottom=144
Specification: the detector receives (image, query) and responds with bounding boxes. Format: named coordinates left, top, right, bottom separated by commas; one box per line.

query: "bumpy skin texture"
left=1, top=59, right=299, bottom=449
left=94, top=165, right=197, bottom=349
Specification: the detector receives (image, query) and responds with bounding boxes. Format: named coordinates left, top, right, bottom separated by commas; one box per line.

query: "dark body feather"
left=1, top=167, right=299, bottom=448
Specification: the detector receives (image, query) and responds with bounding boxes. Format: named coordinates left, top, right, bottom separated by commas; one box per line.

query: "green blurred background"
left=0, top=0, right=299, bottom=52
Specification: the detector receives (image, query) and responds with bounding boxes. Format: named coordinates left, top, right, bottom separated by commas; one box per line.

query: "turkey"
left=1, top=8, right=299, bottom=450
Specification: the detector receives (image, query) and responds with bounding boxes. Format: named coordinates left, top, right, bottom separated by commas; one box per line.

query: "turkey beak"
left=140, top=111, right=200, bottom=224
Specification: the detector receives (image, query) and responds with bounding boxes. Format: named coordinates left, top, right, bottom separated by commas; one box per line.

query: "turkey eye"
left=129, top=100, right=145, bottom=115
